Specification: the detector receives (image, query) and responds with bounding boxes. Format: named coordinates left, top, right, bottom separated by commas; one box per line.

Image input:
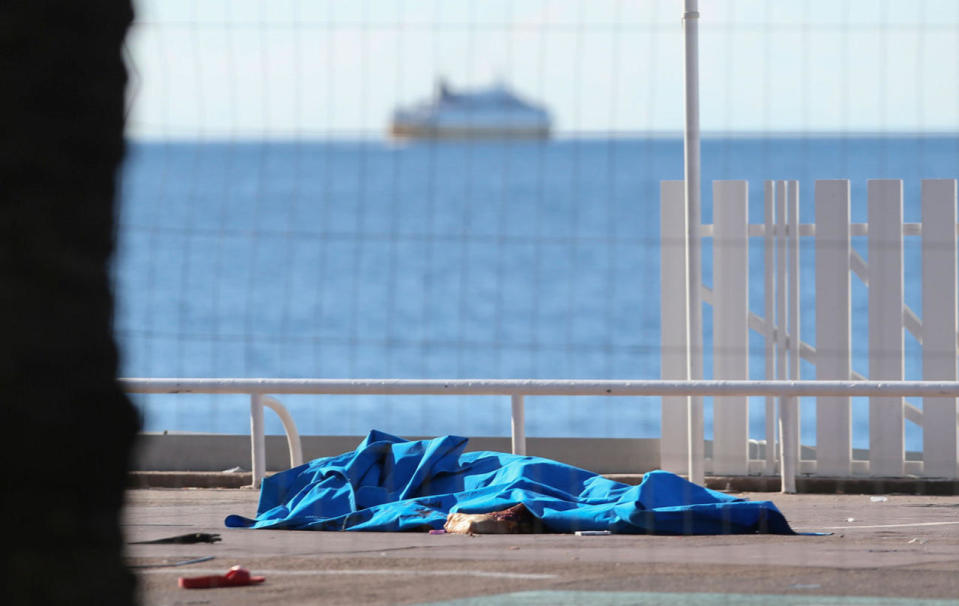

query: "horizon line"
left=125, top=129, right=959, bottom=144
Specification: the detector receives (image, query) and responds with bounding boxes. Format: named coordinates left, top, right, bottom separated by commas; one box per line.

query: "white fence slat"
left=712, top=181, right=749, bottom=474
left=788, top=181, right=801, bottom=382
left=662, top=177, right=956, bottom=479
left=921, top=179, right=959, bottom=478
left=660, top=180, right=690, bottom=473
left=776, top=182, right=788, bottom=381
left=815, top=180, right=852, bottom=476
left=781, top=180, right=801, bottom=488
left=776, top=182, right=795, bottom=483
left=764, top=181, right=776, bottom=474
left=867, top=180, right=905, bottom=477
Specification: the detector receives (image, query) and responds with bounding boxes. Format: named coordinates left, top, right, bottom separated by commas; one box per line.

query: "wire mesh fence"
left=117, top=0, right=959, bottom=449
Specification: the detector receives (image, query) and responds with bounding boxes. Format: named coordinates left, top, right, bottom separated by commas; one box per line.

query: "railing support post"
left=763, top=181, right=776, bottom=475
left=262, top=396, right=304, bottom=469
left=250, top=393, right=266, bottom=488
left=779, top=396, right=798, bottom=493
left=511, top=394, right=526, bottom=456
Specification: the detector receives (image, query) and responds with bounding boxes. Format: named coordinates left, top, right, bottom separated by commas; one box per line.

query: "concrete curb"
left=128, top=471, right=257, bottom=489
left=129, top=471, right=959, bottom=494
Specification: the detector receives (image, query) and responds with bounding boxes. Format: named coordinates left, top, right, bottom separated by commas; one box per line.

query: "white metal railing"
left=120, top=378, right=959, bottom=491
left=662, top=178, right=959, bottom=480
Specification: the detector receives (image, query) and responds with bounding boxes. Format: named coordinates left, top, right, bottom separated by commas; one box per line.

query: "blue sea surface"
left=115, top=135, right=959, bottom=450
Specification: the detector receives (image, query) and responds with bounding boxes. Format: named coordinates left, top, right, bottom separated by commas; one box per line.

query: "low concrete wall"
left=133, top=433, right=661, bottom=475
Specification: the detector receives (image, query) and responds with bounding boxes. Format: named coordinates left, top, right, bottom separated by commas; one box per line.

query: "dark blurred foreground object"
left=0, top=1, right=140, bottom=605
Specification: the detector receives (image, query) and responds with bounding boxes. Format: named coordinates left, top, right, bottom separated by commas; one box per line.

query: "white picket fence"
left=661, top=178, right=959, bottom=478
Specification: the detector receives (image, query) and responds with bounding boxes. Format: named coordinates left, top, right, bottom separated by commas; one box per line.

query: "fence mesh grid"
left=118, top=0, right=959, bottom=453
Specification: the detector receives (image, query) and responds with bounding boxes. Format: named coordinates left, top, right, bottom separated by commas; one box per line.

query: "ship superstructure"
left=391, top=79, right=551, bottom=139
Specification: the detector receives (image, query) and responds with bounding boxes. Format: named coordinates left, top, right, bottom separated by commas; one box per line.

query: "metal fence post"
left=250, top=393, right=266, bottom=488
left=511, top=394, right=526, bottom=456
left=779, top=395, right=798, bottom=493
left=763, top=181, right=776, bottom=475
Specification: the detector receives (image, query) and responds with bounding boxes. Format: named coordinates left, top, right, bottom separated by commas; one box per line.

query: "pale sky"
left=126, top=0, right=959, bottom=139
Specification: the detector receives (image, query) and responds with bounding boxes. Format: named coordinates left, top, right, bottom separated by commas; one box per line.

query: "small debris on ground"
left=179, top=565, right=265, bottom=589
left=131, top=532, right=222, bottom=545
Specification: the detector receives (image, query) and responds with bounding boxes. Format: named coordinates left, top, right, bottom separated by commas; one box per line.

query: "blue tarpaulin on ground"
left=224, top=430, right=795, bottom=534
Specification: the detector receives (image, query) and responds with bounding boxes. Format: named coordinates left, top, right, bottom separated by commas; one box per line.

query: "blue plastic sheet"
left=225, top=430, right=795, bottom=534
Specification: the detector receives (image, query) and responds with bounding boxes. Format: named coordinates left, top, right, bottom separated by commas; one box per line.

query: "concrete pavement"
left=125, top=488, right=959, bottom=605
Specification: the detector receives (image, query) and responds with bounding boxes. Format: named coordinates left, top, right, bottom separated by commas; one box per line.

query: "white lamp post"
left=683, top=0, right=704, bottom=484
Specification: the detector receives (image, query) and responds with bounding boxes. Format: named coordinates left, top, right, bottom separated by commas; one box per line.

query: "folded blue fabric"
left=225, top=430, right=794, bottom=534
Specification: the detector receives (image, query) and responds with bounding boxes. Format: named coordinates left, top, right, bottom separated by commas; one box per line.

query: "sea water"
left=115, top=135, right=959, bottom=450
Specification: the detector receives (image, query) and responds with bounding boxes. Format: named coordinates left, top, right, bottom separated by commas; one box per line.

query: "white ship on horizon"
left=390, top=79, right=551, bottom=140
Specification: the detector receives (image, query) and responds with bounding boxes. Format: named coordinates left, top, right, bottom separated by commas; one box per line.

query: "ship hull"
left=390, top=123, right=550, bottom=140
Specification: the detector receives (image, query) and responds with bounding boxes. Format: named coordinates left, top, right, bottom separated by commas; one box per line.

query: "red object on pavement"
left=179, top=565, right=265, bottom=589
